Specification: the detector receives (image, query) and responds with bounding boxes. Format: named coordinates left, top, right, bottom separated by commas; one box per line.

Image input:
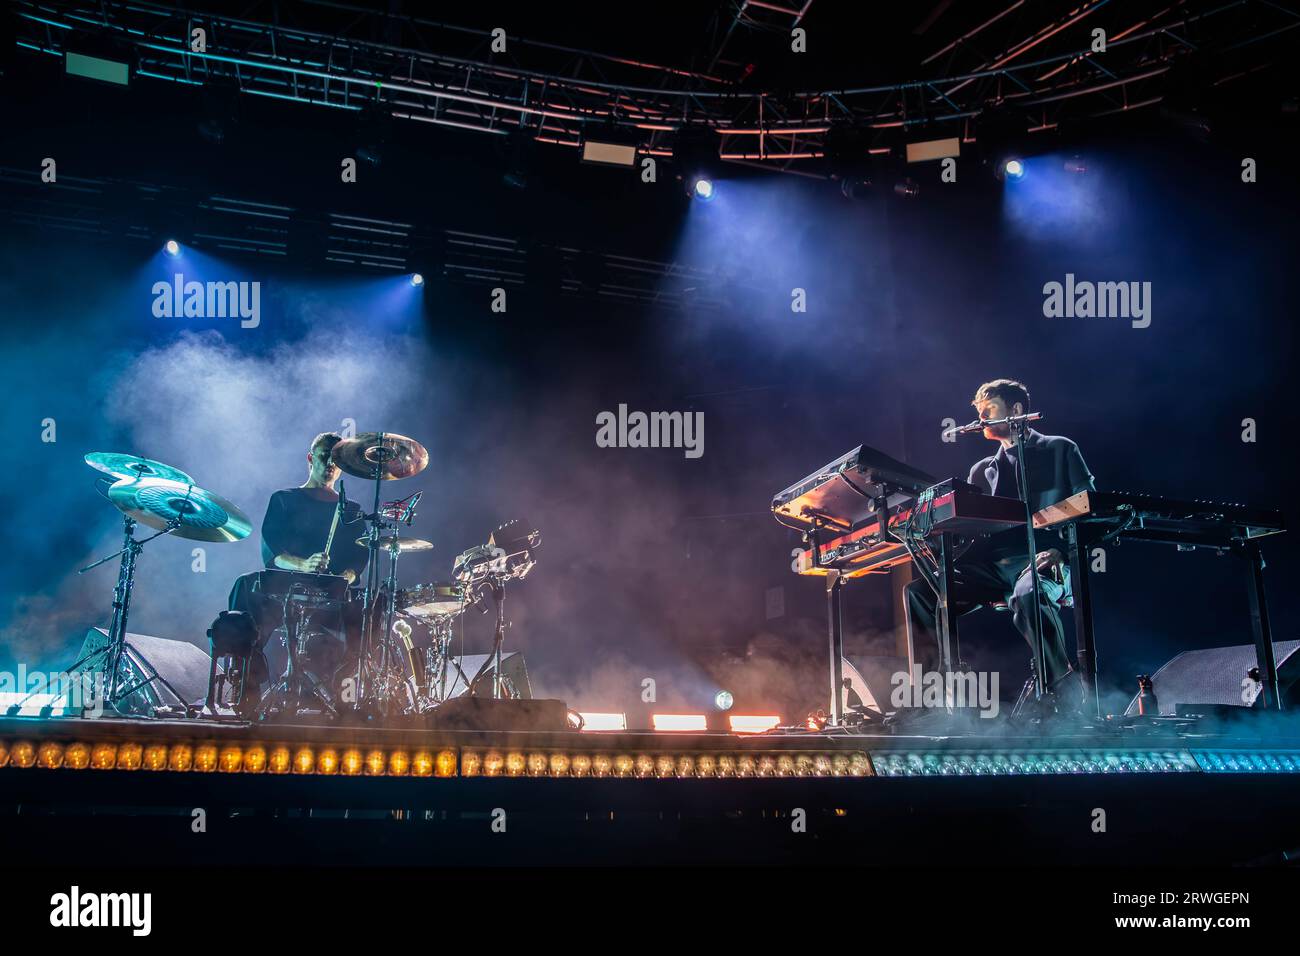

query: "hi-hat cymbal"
left=107, top=477, right=251, bottom=542
left=362, top=535, right=434, bottom=553
left=85, top=452, right=194, bottom=485
left=331, top=432, right=428, bottom=480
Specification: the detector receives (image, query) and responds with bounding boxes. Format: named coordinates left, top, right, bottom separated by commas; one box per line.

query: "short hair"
left=972, top=378, right=1030, bottom=412
left=309, top=431, right=343, bottom=459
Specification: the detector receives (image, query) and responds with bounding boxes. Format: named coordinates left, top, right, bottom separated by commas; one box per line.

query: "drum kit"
left=73, top=432, right=541, bottom=723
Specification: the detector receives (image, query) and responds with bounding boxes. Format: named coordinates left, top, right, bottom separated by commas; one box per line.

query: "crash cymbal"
left=363, top=535, right=434, bottom=553
left=85, top=452, right=194, bottom=485
left=331, top=432, right=428, bottom=480
left=107, top=477, right=252, bottom=542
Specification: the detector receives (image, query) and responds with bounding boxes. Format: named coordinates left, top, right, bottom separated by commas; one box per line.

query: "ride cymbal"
left=107, top=477, right=252, bottom=542
left=363, top=535, right=434, bottom=553
left=331, top=432, right=428, bottom=480
left=85, top=452, right=194, bottom=485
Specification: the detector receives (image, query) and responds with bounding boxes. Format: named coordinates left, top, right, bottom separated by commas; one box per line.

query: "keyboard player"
left=904, top=379, right=1096, bottom=716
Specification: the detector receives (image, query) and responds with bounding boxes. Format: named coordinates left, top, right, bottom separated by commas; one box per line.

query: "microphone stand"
left=1006, top=413, right=1048, bottom=702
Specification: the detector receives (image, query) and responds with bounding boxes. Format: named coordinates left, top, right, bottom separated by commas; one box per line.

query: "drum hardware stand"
left=435, top=638, right=474, bottom=703
left=204, top=653, right=249, bottom=719
left=370, top=531, right=408, bottom=713
left=65, top=514, right=192, bottom=714
left=256, top=585, right=339, bottom=720
left=355, top=434, right=396, bottom=709
left=466, top=576, right=511, bottom=699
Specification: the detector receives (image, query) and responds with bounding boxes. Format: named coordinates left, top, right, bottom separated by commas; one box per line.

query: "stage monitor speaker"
left=1123, top=640, right=1300, bottom=716
left=842, top=655, right=908, bottom=716
left=71, top=628, right=215, bottom=716
left=441, top=651, right=532, bottom=701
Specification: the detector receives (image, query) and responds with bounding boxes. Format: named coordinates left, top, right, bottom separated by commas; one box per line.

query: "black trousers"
left=227, top=571, right=363, bottom=697
left=903, top=546, right=1073, bottom=688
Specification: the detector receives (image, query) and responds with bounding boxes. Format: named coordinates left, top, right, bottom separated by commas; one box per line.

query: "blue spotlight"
left=714, top=690, right=734, bottom=711
left=164, top=239, right=180, bottom=257
left=1003, top=158, right=1025, bottom=181
left=690, top=176, right=716, bottom=202
left=410, top=273, right=424, bottom=288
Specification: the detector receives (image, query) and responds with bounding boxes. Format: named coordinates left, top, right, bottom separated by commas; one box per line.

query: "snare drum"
left=397, top=582, right=466, bottom=619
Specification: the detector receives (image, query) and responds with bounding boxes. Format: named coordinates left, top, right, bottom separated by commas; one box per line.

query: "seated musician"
left=904, top=379, right=1095, bottom=717
left=261, top=431, right=369, bottom=585
left=227, top=432, right=370, bottom=702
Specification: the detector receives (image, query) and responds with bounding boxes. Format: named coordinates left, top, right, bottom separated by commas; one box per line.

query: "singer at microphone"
left=907, top=379, right=1096, bottom=718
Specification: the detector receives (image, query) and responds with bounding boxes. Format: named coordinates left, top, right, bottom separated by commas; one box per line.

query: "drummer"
left=262, top=431, right=369, bottom=583
left=227, top=432, right=371, bottom=697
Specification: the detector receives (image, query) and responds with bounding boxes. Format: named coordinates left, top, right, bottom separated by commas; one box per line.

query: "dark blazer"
left=968, top=428, right=1095, bottom=513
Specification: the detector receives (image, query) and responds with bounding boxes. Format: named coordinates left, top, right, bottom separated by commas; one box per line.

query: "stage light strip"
left=728, top=715, right=781, bottom=734
left=13, top=739, right=1297, bottom=778
left=0, top=739, right=871, bottom=779
left=577, top=712, right=627, bottom=731
left=458, top=749, right=870, bottom=778
left=651, top=715, right=707, bottom=732
left=1192, top=751, right=1300, bottom=773
left=869, top=750, right=1202, bottom=777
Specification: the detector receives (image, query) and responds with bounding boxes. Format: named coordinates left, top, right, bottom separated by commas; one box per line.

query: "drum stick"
left=321, top=496, right=342, bottom=573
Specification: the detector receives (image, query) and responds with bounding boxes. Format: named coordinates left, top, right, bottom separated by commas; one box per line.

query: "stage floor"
left=4, top=713, right=1300, bottom=864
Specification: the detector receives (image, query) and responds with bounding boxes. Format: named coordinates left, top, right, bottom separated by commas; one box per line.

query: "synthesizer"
left=1032, top=489, right=1284, bottom=547
left=772, top=443, right=937, bottom=532
left=791, top=480, right=1025, bottom=576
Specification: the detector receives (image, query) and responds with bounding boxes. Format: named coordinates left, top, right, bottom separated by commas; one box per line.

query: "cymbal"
left=331, top=432, right=428, bottom=480
left=85, top=452, right=193, bottom=485
left=107, top=477, right=252, bottom=542
left=363, top=535, right=434, bottom=553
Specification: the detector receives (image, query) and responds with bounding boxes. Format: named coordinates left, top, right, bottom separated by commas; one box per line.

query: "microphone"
left=942, top=411, right=1043, bottom=440
left=942, top=419, right=986, bottom=440
left=401, top=491, right=422, bottom=526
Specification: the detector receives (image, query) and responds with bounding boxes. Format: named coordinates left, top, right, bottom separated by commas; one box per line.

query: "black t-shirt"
left=968, top=430, right=1096, bottom=560
left=260, top=487, right=369, bottom=576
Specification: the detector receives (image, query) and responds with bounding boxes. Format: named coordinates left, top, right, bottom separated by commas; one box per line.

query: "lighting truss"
left=13, top=0, right=1299, bottom=177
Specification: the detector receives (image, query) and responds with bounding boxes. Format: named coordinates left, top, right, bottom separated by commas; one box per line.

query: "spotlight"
left=714, top=690, right=734, bottom=711
left=164, top=240, right=180, bottom=257
left=1002, top=158, right=1025, bottom=180
left=409, top=273, right=424, bottom=288
left=689, top=176, right=715, bottom=201
left=839, top=176, right=872, bottom=201
left=893, top=178, right=919, bottom=199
